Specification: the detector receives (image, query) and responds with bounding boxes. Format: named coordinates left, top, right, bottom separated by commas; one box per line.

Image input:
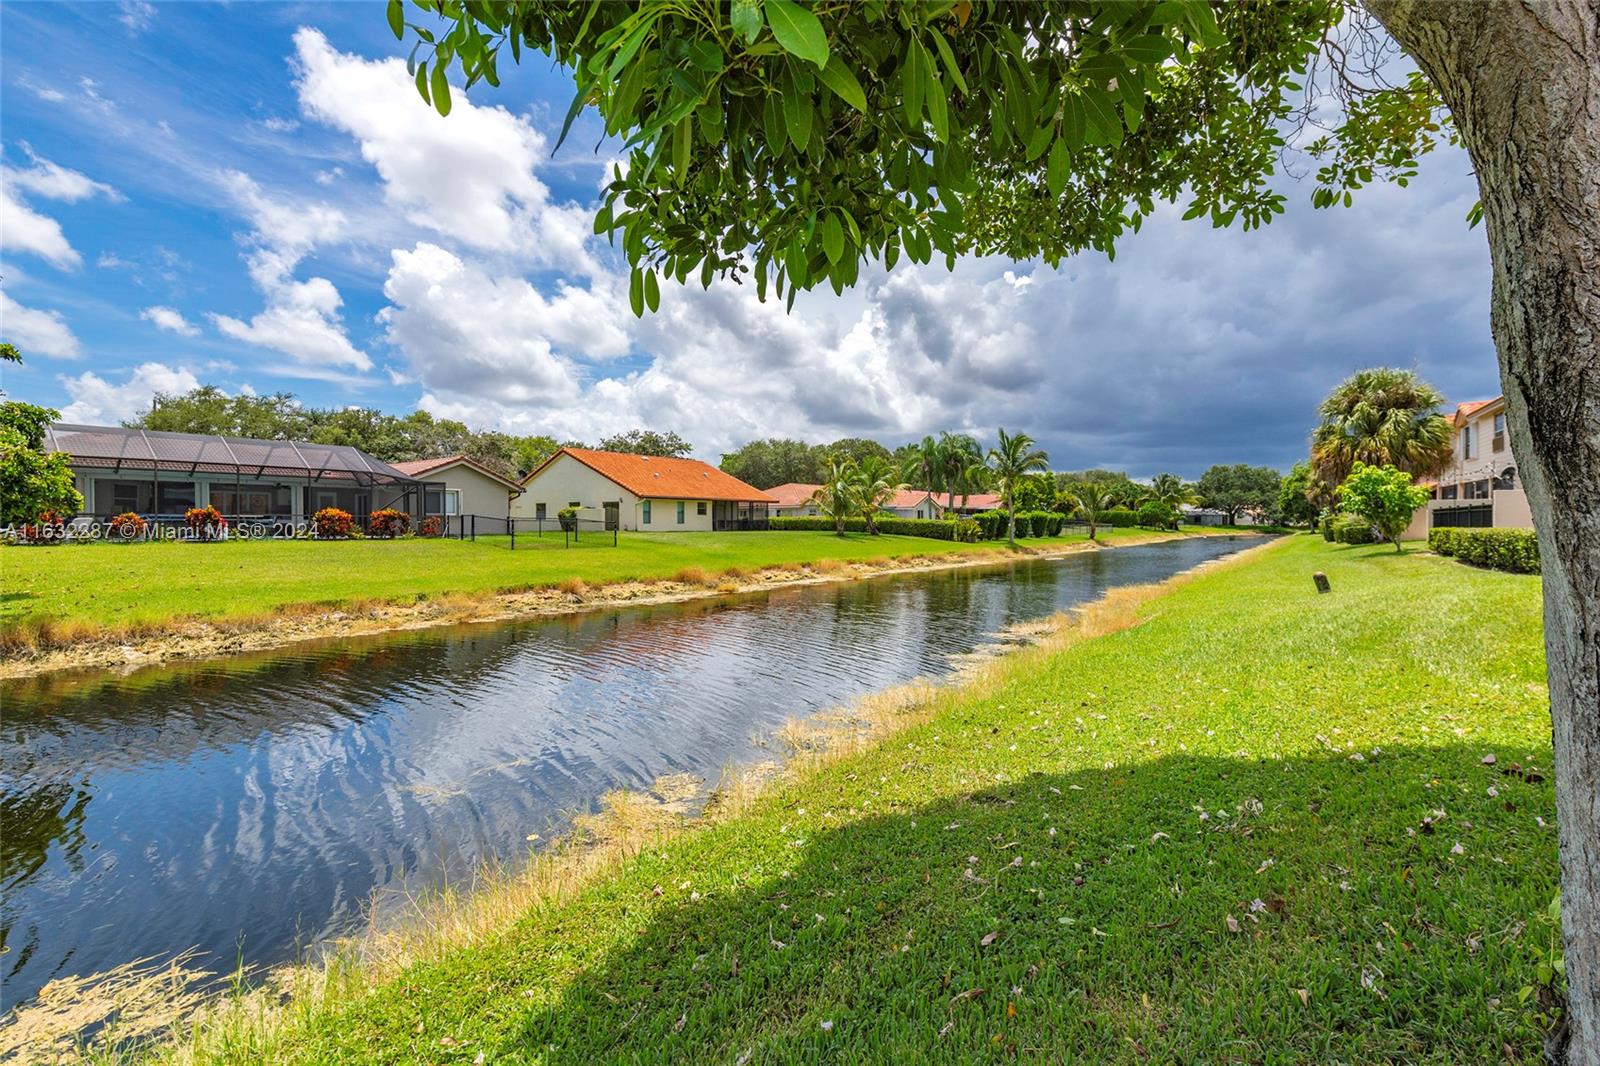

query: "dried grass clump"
left=811, top=558, right=848, bottom=574
left=0, top=951, right=210, bottom=1063
left=556, top=577, right=587, bottom=597
left=672, top=566, right=712, bottom=586
left=720, top=565, right=748, bottom=579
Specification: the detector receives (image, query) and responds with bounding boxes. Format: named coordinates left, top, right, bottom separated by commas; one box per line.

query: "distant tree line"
left=125, top=386, right=697, bottom=478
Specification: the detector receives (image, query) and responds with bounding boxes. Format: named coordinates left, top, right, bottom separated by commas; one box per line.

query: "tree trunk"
left=1368, top=3, right=1599, bottom=1061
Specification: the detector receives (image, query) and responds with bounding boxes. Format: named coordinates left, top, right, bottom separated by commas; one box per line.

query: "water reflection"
left=1, top=537, right=1258, bottom=1005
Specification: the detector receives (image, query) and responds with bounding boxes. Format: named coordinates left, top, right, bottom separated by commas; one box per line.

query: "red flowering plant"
left=184, top=505, right=227, bottom=539
left=312, top=507, right=354, bottom=538
left=19, top=508, right=68, bottom=544
left=418, top=515, right=443, bottom=537
left=108, top=512, right=147, bottom=541
left=367, top=508, right=411, bottom=538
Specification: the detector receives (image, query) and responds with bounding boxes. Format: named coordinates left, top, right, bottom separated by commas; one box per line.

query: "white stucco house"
left=514, top=448, right=776, bottom=531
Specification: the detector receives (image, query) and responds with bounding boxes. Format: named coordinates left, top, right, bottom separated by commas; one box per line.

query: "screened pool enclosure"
left=46, top=424, right=442, bottom=532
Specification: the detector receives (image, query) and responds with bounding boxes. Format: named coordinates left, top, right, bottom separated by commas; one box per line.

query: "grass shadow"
left=324, top=745, right=1556, bottom=1063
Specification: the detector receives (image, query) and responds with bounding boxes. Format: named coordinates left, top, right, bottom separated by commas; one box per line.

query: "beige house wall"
left=422, top=462, right=517, bottom=519
left=514, top=453, right=722, bottom=531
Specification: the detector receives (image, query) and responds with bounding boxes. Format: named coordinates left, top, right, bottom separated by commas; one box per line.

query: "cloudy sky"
left=0, top=2, right=1499, bottom=478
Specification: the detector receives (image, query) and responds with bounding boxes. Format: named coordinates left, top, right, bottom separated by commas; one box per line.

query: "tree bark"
left=1367, top=3, right=1599, bottom=1062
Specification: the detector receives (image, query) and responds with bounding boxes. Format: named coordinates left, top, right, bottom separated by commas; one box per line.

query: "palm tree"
left=810, top=458, right=861, bottom=536
left=900, top=435, right=946, bottom=503
left=1063, top=481, right=1116, bottom=542
left=1145, top=472, right=1197, bottom=509
left=1310, top=368, right=1455, bottom=485
left=937, top=433, right=984, bottom=513
left=986, top=427, right=1051, bottom=545
left=854, top=455, right=904, bottom=535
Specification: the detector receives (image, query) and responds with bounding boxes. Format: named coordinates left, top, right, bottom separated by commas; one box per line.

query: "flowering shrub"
left=184, top=505, right=226, bottom=538
left=367, top=508, right=411, bottom=538
left=109, top=512, right=147, bottom=540
left=418, top=515, right=443, bottom=537
left=19, top=508, right=68, bottom=544
left=313, top=507, right=354, bottom=538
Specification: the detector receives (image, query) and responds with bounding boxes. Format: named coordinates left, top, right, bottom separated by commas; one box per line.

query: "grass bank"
left=39, top=534, right=1555, bottom=1064
left=0, top=527, right=1212, bottom=676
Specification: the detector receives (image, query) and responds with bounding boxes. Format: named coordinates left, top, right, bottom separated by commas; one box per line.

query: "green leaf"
left=822, top=212, right=844, bottom=264
left=730, top=0, right=763, bottom=44
left=1046, top=137, right=1070, bottom=197
left=1024, top=124, right=1053, bottom=162
left=386, top=0, right=404, bottom=40
left=902, top=38, right=924, bottom=128
left=763, top=91, right=788, bottom=153
left=1060, top=93, right=1086, bottom=151
left=817, top=56, right=867, bottom=113
left=628, top=267, right=644, bottom=316
left=672, top=118, right=691, bottom=181
left=1119, top=33, right=1172, bottom=65
left=783, top=76, right=814, bottom=150
left=415, top=61, right=431, bottom=106
left=1080, top=85, right=1120, bottom=146
left=923, top=54, right=948, bottom=142
left=644, top=269, right=661, bottom=313
left=765, top=0, right=828, bottom=68
left=928, top=29, right=967, bottom=95
left=553, top=89, right=587, bottom=153
left=430, top=60, right=452, bottom=116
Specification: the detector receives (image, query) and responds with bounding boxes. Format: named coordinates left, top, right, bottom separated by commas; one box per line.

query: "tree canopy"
left=1310, top=367, right=1454, bottom=485
left=1195, top=463, right=1281, bottom=525
left=597, top=428, right=694, bottom=457
left=398, top=0, right=1444, bottom=311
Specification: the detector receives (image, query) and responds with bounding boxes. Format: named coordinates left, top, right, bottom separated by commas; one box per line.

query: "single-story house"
left=767, top=483, right=941, bottom=519
left=1402, top=395, right=1533, bottom=539
left=45, top=423, right=435, bottom=527
left=937, top=493, right=1003, bottom=516
left=389, top=455, right=523, bottom=524
left=514, top=448, right=775, bottom=531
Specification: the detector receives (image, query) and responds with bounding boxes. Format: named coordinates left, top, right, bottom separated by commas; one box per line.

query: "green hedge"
left=1330, top=514, right=1376, bottom=544
left=1024, top=510, right=1065, bottom=537
left=1104, top=508, right=1138, bottom=528
left=768, top=516, right=979, bottom=542
left=1138, top=501, right=1178, bottom=530
left=1429, top=527, right=1540, bottom=573
left=972, top=510, right=1009, bottom=540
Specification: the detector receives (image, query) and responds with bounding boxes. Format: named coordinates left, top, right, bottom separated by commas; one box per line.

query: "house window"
left=1493, top=413, right=1507, bottom=451
left=535, top=502, right=547, bottom=520
left=916, top=509, right=924, bottom=519
left=156, top=482, right=196, bottom=513
left=423, top=490, right=461, bottom=516
left=642, top=500, right=652, bottom=524
left=697, top=501, right=707, bottom=515
left=1461, top=424, right=1475, bottom=459
left=676, top=501, right=685, bottom=524
left=1441, top=484, right=1458, bottom=500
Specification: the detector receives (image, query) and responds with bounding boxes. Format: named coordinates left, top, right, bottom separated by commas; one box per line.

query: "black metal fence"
left=1432, top=504, right=1493, bottom=529
left=433, top=514, right=618, bottom=548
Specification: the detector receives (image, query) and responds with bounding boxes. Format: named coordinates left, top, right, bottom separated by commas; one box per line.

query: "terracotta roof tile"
left=533, top=448, right=775, bottom=503
left=390, top=454, right=523, bottom=490
left=1454, top=397, right=1502, bottom=424
left=766, top=482, right=822, bottom=507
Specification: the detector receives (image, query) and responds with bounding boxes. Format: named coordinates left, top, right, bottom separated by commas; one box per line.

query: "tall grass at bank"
left=38, top=536, right=1558, bottom=1063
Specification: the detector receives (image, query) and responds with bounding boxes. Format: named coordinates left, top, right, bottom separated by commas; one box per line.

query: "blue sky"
left=1, top=1, right=1500, bottom=477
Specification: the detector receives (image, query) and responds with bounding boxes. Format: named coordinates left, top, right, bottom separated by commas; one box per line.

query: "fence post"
left=511, top=518, right=516, bottom=551
left=471, top=514, right=476, bottom=542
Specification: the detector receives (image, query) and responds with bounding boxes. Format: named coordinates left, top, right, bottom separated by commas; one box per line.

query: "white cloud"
left=0, top=150, right=119, bottom=270
left=140, top=305, right=200, bottom=336
left=261, top=116, right=300, bottom=133
left=59, top=362, right=200, bottom=424
left=207, top=170, right=370, bottom=372
left=291, top=28, right=596, bottom=273
left=117, top=1, right=155, bottom=34
left=0, top=290, right=81, bottom=359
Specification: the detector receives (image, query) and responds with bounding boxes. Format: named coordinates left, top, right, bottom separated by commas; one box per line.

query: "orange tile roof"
left=887, top=488, right=936, bottom=510
left=1453, top=397, right=1502, bottom=425
left=943, top=493, right=1003, bottom=511
left=389, top=454, right=523, bottom=490
left=528, top=448, right=776, bottom=503
left=766, top=482, right=822, bottom=507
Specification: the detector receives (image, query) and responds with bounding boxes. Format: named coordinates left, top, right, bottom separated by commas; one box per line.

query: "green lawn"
left=147, top=535, right=1557, bottom=1064
left=0, top=526, right=1198, bottom=635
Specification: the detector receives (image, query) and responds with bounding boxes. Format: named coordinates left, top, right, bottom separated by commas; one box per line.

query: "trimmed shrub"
left=1320, top=515, right=1335, bottom=541
left=1105, top=507, right=1138, bottom=528
left=972, top=510, right=1008, bottom=540
left=109, top=511, right=147, bottom=541
left=1430, top=527, right=1539, bottom=573
left=1036, top=511, right=1065, bottom=537
left=418, top=516, right=443, bottom=537
left=557, top=506, right=579, bottom=531
left=313, top=507, right=354, bottom=539
left=1330, top=513, right=1376, bottom=544
left=1137, top=501, right=1178, bottom=530
left=769, top=516, right=976, bottom=541
left=367, top=508, right=411, bottom=538
left=184, top=505, right=226, bottom=538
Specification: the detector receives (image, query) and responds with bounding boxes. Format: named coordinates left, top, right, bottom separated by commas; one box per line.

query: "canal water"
left=1, top=536, right=1260, bottom=1006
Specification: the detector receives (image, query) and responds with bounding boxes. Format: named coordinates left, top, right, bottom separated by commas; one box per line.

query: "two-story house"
left=1407, top=396, right=1532, bottom=536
